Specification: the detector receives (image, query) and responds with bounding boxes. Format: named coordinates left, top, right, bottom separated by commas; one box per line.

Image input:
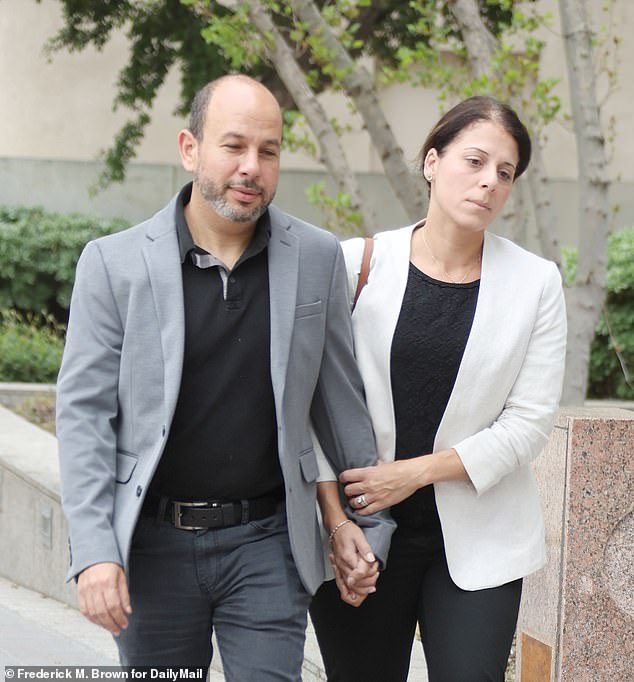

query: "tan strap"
left=352, top=237, right=374, bottom=311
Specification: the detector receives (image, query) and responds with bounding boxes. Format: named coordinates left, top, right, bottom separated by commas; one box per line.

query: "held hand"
left=329, top=521, right=379, bottom=596
left=332, top=562, right=369, bottom=608
left=77, top=562, right=132, bottom=635
left=341, top=459, right=424, bottom=515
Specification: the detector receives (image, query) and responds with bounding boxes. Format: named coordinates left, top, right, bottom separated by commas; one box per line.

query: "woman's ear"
left=424, top=148, right=439, bottom=183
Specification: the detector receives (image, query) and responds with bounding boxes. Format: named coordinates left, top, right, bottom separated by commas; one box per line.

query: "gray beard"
left=195, top=175, right=273, bottom=223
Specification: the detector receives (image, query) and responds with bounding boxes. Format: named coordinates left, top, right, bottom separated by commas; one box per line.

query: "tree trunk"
left=559, top=0, right=610, bottom=405
left=446, top=0, right=497, bottom=76
left=248, top=0, right=377, bottom=232
left=290, top=0, right=426, bottom=222
left=525, top=148, right=560, bottom=264
left=500, top=176, right=530, bottom=246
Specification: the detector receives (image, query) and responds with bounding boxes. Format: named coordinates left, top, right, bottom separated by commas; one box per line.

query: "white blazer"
left=317, top=224, right=567, bottom=590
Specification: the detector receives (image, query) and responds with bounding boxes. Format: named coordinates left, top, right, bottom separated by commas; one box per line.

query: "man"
left=56, top=75, right=393, bottom=679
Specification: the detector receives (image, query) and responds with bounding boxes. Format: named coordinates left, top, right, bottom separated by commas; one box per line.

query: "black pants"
left=310, top=525, right=522, bottom=682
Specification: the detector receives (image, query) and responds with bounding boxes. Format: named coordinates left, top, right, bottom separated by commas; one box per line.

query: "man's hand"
left=77, top=562, right=132, bottom=635
left=332, top=563, right=369, bottom=607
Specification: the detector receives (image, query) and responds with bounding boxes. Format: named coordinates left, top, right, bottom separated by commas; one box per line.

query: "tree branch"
left=290, top=0, right=426, bottom=222
left=248, top=0, right=377, bottom=232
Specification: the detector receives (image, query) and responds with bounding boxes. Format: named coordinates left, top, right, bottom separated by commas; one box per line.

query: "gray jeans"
left=116, top=503, right=310, bottom=681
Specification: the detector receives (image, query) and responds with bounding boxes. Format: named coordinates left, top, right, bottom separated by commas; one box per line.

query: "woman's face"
left=425, top=120, right=519, bottom=233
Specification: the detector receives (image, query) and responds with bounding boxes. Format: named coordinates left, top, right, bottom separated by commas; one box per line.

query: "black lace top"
left=389, top=263, right=479, bottom=532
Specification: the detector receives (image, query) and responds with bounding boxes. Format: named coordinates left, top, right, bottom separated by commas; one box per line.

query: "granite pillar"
left=516, top=407, right=634, bottom=681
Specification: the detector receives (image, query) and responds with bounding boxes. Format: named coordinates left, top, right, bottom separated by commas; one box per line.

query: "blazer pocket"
left=115, top=451, right=138, bottom=484
left=299, top=447, right=320, bottom=483
left=295, top=300, right=322, bottom=319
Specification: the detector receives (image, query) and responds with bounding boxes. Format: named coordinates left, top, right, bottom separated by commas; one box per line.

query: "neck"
left=411, top=215, right=484, bottom=285
left=185, top=188, right=257, bottom=269
left=417, top=224, right=482, bottom=265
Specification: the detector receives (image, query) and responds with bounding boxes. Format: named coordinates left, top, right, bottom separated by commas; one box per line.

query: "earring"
left=426, top=173, right=433, bottom=182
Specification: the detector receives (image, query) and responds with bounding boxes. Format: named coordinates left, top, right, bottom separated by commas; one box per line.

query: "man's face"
left=184, top=81, right=283, bottom=226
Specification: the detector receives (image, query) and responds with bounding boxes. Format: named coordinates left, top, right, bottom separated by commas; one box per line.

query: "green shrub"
left=563, top=227, right=634, bottom=399
left=0, top=206, right=127, bottom=322
left=588, top=228, right=634, bottom=399
left=0, top=310, right=65, bottom=383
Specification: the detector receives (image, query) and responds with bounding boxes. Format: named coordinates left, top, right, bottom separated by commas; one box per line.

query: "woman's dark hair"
left=419, top=96, right=531, bottom=188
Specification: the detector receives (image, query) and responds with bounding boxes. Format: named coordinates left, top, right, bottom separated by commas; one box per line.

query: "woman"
left=311, top=96, right=567, bottom=681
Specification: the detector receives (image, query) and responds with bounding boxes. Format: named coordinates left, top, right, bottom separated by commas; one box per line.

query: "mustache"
left=226, top=179, right=263, bottom=193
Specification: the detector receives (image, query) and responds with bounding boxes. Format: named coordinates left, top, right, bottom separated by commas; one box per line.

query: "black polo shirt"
left=147, top=184, right=282, bottom=501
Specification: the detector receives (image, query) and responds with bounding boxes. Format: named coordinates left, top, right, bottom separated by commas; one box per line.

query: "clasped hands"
left=328, top=520, right=379, bottom=607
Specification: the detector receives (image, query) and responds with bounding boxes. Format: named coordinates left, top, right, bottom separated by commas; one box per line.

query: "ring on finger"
left=355, top=494, right=368, bottom=507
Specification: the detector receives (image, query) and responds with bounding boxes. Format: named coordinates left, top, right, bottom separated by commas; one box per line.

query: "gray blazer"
left=56, top=190, right=394, bottom=594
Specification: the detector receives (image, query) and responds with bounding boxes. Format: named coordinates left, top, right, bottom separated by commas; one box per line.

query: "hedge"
left=0, top=310, right=64, bottom=383
left=582, top=227, right=634, bottom=399
left=0, top=205, right=127, bottom=323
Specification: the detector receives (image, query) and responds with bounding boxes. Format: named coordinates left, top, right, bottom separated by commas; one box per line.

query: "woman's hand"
left=315, top=479, right=382, bottom=606
left=341, top=451, right=469, bottom=515
left=340, top=459, right=426, bottom=515
left=329, top=520, right=379, bottom=603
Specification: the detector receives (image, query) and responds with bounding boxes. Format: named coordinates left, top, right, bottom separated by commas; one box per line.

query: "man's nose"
left=238, top=148, right=260, bottom=177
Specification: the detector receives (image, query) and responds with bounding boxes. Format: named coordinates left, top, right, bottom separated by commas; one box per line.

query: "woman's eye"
left=466, top=157, right=481, bottom=167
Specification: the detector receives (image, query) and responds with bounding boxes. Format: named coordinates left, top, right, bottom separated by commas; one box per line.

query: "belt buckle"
left=172, top=500, right=218, bottom=530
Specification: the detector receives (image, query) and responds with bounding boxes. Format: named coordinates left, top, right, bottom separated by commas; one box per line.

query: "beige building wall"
left=0, top=0, right=185, bottom=165
left=1, top=0, right=632, bottom=236
left=534, top=0, right=634, bottom=182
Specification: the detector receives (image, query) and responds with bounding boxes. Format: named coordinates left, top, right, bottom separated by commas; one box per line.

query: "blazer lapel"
left=142, top=213, right=185, bottom=422
left=267, top=207, right=299, bottom=412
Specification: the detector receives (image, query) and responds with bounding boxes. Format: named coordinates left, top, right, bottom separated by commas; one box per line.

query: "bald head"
left=189, top=75, right=282, bottom=141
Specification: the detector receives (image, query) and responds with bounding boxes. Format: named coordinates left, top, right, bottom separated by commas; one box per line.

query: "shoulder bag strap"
left=352, top=237, right=374, bottom=311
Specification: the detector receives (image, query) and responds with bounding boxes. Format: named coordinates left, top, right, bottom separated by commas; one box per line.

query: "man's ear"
left=178, top=129, right=198, bottom=172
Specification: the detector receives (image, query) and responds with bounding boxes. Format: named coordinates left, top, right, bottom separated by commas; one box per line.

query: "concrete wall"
left=0, top=156, right=412, bottom=232
left=1, top=156, right=633, bottom=249
left=0, top=405, right=76, bottom=606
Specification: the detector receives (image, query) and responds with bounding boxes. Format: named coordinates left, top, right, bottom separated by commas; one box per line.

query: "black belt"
left=144, top=493, right=282, bottom=531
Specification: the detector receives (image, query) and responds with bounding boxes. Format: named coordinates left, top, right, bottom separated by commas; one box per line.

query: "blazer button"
left=136, top=486, right=143, bottom=497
